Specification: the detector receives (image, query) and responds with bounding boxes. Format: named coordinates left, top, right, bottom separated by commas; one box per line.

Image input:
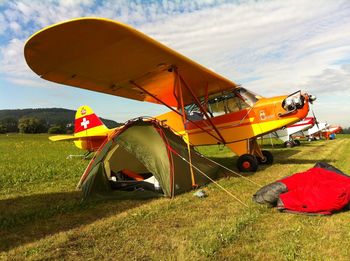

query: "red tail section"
left=74, top=105, right=108, bottom=134
left=74, top=114, right=104, bottom=133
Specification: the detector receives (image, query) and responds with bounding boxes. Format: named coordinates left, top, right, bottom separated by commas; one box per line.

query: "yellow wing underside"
left=24, top=17, right=238, bottom=107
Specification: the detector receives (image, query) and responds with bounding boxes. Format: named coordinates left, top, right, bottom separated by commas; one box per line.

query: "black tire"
left=257, top=150, right=274, bottom=165
left=237, top=154, right=259, bottom=172
left=293, top=140, right=301, bottom=146
left=284, top=141, right=294, bottom=148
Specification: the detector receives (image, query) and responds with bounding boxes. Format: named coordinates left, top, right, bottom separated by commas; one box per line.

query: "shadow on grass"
left=277, top=158, right=336, bottom=164
left=206, top=146, right=334, bottom=175
left=0, top=190, right=159, bottom=252
left=207, top=149, right=301, bottom=171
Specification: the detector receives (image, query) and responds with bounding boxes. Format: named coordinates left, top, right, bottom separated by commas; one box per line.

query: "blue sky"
left=1, top=0, right=350, bottom=126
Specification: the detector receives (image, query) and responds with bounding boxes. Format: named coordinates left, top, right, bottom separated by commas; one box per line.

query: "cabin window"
left=207, top=91, right=251, bottom=117
left=235, top=87, right=261, bottom=106
left=183, top=87, right=260, bottom=120
left=184, top=103, right=204, bottom=121
left=208, top=96, right=227, bottom=117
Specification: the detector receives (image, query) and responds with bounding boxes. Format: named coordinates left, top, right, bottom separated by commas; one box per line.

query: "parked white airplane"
left=306, top=122, right=329, bottom=140
left=269, top=117, right=316, bottom=147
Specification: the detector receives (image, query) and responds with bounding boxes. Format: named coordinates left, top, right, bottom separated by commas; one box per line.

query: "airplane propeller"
left=311, top=108, right=320, bottom=130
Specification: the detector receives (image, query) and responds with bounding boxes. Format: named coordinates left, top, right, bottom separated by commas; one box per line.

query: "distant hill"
left=0, top=108, right=122, bottom=130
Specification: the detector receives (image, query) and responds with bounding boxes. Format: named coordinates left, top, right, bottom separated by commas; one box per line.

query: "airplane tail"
left=74, top=105, right=109, bottom=136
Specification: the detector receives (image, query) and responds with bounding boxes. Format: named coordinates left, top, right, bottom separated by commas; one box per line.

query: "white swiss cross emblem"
left=81, top=117, right=90, bottom=129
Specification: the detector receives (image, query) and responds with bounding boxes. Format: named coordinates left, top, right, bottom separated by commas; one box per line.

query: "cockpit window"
left=234, top=87, right=261, bottom=107
left=184, top=103, right=204, bottom=121
left=184, top=87, right=261, bottom=120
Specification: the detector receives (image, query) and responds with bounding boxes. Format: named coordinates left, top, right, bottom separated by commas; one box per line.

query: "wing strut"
left=129, top=81, right=224, bottom=143
left=177, top=71, right=226, bottom=144
left=176, top=73, right=197, bottom=187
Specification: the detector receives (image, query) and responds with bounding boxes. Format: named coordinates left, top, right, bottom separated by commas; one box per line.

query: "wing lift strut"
left=130, top=67, right=226, bottom=145
left=130, top=67, right=227, bottom=188
left=104, top=69, right=262, bottom=206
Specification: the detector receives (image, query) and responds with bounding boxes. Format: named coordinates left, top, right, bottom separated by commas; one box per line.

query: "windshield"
left=183, top=87, right=260, bottom=120
left=234, top=87, right=261, bottom=106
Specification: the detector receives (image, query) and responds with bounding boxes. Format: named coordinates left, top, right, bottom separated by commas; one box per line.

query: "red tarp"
left=278, top=167, right=350, bottom=214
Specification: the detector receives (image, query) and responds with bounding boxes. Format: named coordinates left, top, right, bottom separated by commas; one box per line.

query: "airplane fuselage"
left=157, top=90, right=311, bottom=156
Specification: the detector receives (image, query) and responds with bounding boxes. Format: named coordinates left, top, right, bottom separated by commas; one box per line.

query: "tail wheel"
left=293, top=140, right=301, bottom=146
left=284, top=141, right=294, bottom=148
left=237, top=154, right=258, bottom=172
left=257, top=150, right=274, bottom=165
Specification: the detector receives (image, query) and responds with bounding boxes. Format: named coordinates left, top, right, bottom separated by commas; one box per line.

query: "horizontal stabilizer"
left=49, top=135, right=76, bottom=141
left=49, top=134, right=107, bottom=142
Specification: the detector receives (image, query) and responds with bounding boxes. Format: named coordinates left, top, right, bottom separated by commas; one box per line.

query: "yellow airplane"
left=24, top=17, right=316, bottom=172
left=50, top=105, right=116, bottom=157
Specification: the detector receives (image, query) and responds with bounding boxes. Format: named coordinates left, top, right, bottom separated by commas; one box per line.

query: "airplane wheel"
left=293, top=140, right=301, bottom=146
left=237, top=154, right=258, bottom=172
left=284, top=141, right=294, bottom=148
left=257, top=150, right=273, bottom=165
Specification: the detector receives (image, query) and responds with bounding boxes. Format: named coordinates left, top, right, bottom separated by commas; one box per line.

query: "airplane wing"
left=49, top=135, right=77, bottom=142
left=24, top=17, right=238, bottom=107
left=49, top=134, right=106, bottom=142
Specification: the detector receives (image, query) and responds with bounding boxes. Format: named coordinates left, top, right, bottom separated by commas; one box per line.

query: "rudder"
left=74, top=105, right=109, bottom=135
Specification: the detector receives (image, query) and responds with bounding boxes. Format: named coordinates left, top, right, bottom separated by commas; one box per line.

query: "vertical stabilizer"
left=74, top=105, right=109, bottom=136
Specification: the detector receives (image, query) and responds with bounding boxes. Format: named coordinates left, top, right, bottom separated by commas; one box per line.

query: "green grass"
left=1, top=134, right=350, bottom=260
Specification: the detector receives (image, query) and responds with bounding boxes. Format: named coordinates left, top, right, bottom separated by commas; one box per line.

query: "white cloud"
left=137, top=1, right=350, bottom=97
left=60, top=0, right=94, bottom=7
left=9, top=21, right=21, bottom=33
left=1, top=38, right=27, bottom=77
left=303, top=64, right=350, bottom=95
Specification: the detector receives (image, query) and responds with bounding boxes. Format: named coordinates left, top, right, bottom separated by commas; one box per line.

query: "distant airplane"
left=323, top=125, right=342, bottom=140
left=49, top=105, right=118, bottom=158
left=25, top=17, right=317, bottom=172
left=268, top=116, right=315, bottom=147
left=306, top=122, right=329, bottom=140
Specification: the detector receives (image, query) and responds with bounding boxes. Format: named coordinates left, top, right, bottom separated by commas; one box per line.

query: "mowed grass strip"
left=0, top=134, right=350, bottom=260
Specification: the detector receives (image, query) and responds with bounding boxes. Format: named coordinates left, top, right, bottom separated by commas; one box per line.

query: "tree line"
left=0, top=117, right=73, bottom=134
left=0, top=108, right=121, bottom=134
left=342, top=127, right=350, bottom=134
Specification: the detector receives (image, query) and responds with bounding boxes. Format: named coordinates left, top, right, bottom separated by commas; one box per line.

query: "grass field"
left=1, top=134, right=350, bottom=260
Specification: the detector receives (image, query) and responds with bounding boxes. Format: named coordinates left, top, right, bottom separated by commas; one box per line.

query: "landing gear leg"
left=257, top=150, right=273, bottom=164
left=228, top=139, right=274, bottom=173
left=251, top=139, right=274, bottom=165
left=284, top=141, right=294, bottom=148
left=293, top=139, right=301, bottom=146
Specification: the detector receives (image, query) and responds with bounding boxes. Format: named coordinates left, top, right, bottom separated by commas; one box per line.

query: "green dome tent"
left=77, top=119, right=225, bottom=199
